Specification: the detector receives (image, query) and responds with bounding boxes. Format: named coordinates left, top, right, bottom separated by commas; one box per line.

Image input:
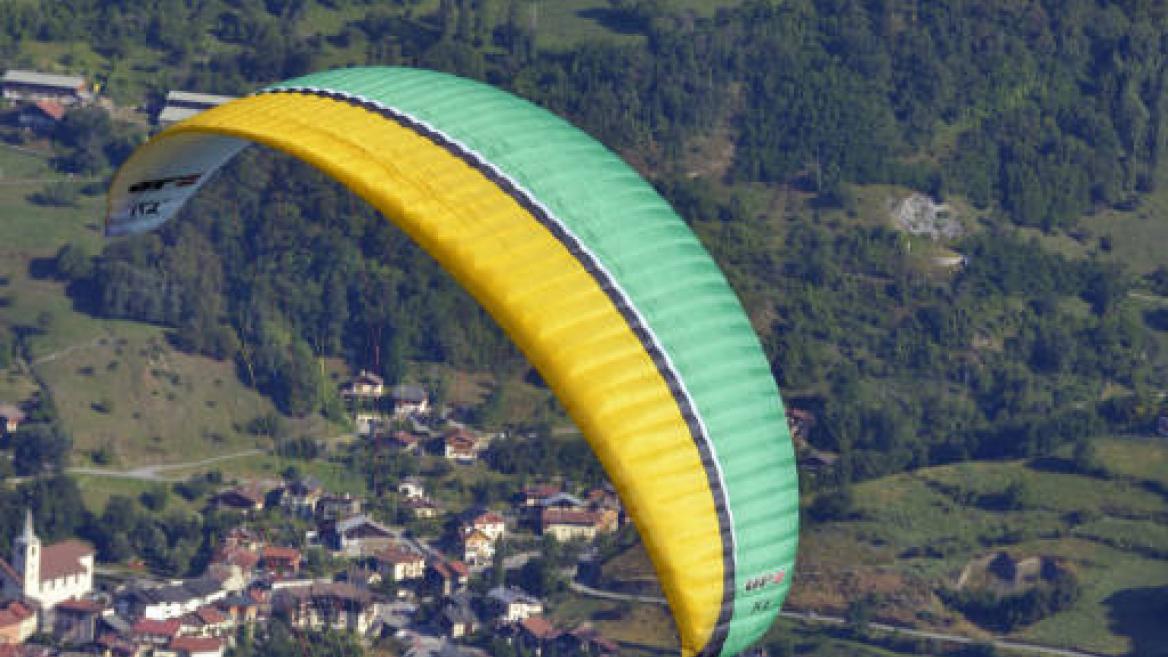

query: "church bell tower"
left=12, top=509, right=40, bottom=597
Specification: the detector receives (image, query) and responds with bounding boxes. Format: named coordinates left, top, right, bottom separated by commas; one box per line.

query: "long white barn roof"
left=2, top=69, right=86, bottom=89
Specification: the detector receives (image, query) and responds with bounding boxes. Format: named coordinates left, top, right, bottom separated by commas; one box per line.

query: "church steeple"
left=13, top=508, right=40, bottom=597
left=21, top=509, right=34, bottom=544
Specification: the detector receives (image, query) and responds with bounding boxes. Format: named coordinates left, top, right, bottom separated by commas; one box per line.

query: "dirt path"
left=33, top=336, right=107, bottom=365
left=68, top=449, right=264, bottom=482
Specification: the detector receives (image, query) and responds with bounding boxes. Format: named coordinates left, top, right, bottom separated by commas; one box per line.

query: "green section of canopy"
left=268, top=67, right=798, bottom=657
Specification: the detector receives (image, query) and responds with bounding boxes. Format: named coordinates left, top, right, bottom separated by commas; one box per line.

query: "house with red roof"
left=131, top=618, right=181, bottom=646
left=179, top=606, right=232, bottom=638
left=520, top=484, right=562, bottom=507
left=17, top=100, right=66, bottom=133
left=374, top=545, right=426, bottom=582
left=461, top=529, right=494, bottom=567
left=540, top=508, right=617, bottom=542
left=211, top=547, right=260, bottom=573
left=0, top=602, right=36, bottom=645
left=169, top=636, right=225, bottom=657
left=427, top=559, right=469, bottom=597
left=444, top=429, right=481, bottom=462
left=96, top=632, right=137, bottom=657
left=260, top=546, right=302, bottom=576
left=518, top=616, right=562, bottom=657
left=471, top=512, right=506, bottom=541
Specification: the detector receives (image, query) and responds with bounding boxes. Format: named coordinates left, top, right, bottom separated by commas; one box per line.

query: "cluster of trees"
left=0, top=393, right=71, bottom=477
left=484, top=433, right=607, bottom=487
left=941, top=568, right=1081, bottom=632
left=750, top=217, right=1156, bottom=487
left=232, top=620, right=363, bottom=657
left=0, top=475, right=87, bottom=559
left=87, top=494, right=218, bottom=576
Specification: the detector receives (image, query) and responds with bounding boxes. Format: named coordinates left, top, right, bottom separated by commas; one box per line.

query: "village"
left=0, top=368, right=636, bottom=657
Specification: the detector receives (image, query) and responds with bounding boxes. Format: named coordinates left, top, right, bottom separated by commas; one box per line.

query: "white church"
left=0, top=511, right=95, bottom=613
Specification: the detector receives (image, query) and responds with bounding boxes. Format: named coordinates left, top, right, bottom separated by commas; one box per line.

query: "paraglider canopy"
left=107, top=67, right=798, bottom=657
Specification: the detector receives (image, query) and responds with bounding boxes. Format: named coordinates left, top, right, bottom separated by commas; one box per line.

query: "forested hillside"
left=3, top=0, right=1167, bottom=489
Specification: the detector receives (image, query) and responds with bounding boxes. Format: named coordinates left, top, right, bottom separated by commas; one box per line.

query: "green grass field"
left=790, top=440, right=1168, bottom=655
left=35, top=324, right=323, bottom=465
left=590, top=437, right=1168, bottom=656
left=164, top=451, right=369, bottom=497
left=73, top=474, right=196, bottom=515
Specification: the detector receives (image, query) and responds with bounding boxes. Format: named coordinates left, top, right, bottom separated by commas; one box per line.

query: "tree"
left=1001, top=479, right=1036, bottom=511
left=516, top=557, right=563, bottom=597
left=29, top=182, right=79, bottom=207
left=1071, top=438, right=1103, bottom=476
left=140, top=485, right=170, bottom=512
left=491, top=538, right=508, bottom=589
left=11, top=423, right=71, bottom=475
left=845, top=593, right=876, bottom=636
left=807, top=486, right=855, bottom=523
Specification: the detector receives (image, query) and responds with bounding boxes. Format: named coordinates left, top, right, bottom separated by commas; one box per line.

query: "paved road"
left=68, top=449, right=264, bottom=482
left=567, top=582, right=1109, bottom=657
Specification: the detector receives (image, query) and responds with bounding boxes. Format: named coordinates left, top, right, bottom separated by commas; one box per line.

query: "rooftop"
left=165, top=90, right=236, bottom=106
left=169, top=636, right=224, bottom=653
left=30, top=99, right=66, bottom=121
left=377, top=545, right=424, bottom=565
left=194, top=606, right=227, bottom=625
left=542, top=508, right=603, bottom=527
left=0, top=601, right=33, bottom=627
left=54, top=599, right=103, bottom=613
left=40, top=539, right=95, bottom=582
left=475, top=511, right=504, bottom=525
left=132, top=618, right=181, bottom=637
left=487, top=586, right=540, bottom=607
left=391, top=384, right=427, bottom=402
left=520, top=616, right=560, bottom=640
left=2, top=69, right=85, bottom=89
left=335, top=514, right=393, bottom=536
left=262, top=546, right=302, bottom=562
